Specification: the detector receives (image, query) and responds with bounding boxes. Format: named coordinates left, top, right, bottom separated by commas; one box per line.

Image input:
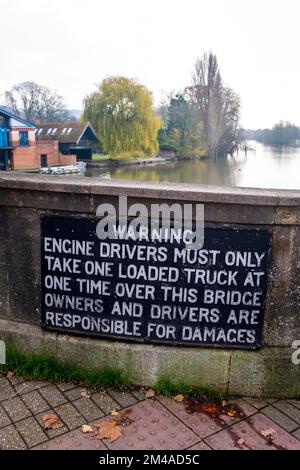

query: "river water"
left=85, top=141, right=300, bottom=190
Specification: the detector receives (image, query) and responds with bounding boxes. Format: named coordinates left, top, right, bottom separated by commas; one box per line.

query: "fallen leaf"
left=201, top=403, right=220, bottom=417
left=80, top=389, right=91, bottom=399
left=237, top=438, right=245, bottom=445
left=145, top=389, right=156, bottom=399
left=6, top=371, right=15, bottom=379
left=95, top=420, right=122, bottom=443
left=111, top=409, right=119, bottom=417
left=227, top=410, right=237, bottom=417
left=42, top=413, right=61, bottom=430
left=110, top=425, right=123, bottom=442
left=173, top=394, right=185, bottom=403
left=81, top=424, right=93, bottom=433
left=261, top=428, right=276, bottom=438
left=115, top=409, right=134, bottom=427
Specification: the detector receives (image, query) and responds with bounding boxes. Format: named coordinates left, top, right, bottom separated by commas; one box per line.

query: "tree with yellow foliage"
left=83, top=77, right=161, bottom=158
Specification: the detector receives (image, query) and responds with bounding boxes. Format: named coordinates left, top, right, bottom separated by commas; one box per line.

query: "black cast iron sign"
left=41, top=216, right=271, bottom=349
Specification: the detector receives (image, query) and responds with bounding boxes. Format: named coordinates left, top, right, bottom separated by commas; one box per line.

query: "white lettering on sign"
left=41, top=218, right=271, bottom=349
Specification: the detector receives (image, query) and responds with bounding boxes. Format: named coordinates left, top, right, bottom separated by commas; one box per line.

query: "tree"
left=158, top=93, right=205, bottom=157
left=189, top=52, right=241, bottom=156
left=247, top=122, right=300, bottom=145
left=5, top=81, right=73, bottom=122
left=83, top=76, right=161, bottom=158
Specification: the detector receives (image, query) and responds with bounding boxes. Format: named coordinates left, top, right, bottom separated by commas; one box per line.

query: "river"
left=85, top=141, right=300, bottom=189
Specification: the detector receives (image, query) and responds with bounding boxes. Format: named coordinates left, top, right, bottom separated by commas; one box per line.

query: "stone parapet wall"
left=0, top=172, right=300, bottom=396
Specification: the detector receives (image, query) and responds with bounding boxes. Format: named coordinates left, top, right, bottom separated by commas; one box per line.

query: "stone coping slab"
left=2, top=171, right=300, bottom=206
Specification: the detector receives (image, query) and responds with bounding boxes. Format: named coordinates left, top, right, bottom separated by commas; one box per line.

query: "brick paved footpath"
left=0, top=374, right=300, bottom=450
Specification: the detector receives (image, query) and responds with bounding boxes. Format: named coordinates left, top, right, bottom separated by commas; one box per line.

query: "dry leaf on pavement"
left=81, top=424, right=94, bottom=433
left=80, top=389, right=91, bottom=399
left=173, top=394, right=185, bottom=402
left=261, top=428, right=276, bottom=438
left=237, top=438, right=246, bottom=445
left=6, top=371, right=15, bottom=379
left=115, top=408, right=134, bottom=427
left=145, top=389, right=156, bottom=398
left=109, top=425, right=122, bottom=443
left=95, top=420, right=123, bottom=443
left=42, top=413, right=61, bottom=430
left=111, top=409, right=119, bottom=417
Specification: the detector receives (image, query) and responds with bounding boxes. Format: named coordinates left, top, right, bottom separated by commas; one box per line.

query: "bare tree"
left=189, top=53, right=241, bottom=156
left=5, top=81, right=73, bottom=122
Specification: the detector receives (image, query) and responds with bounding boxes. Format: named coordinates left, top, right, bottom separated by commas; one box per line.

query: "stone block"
left=229, top=347, right=300, bottom=397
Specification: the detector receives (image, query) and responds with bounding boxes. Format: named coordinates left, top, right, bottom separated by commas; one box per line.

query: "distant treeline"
left=245, top=122, right=300, bottom=146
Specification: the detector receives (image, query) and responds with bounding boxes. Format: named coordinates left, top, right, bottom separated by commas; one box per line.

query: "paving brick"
left=33, top=428, right=107, bottom=450
left=206, top=414, right=300, bottom=450
left=91, top=392, right=121, bottom=415
left=292, top=429, right=300, bottom=441
left=73, top=398, right=105, bottom=421
left=109, top=391, right=137, bottom=408
left=39, top=385, right=68, bottom=407
left=0, top=377, right=15, bottom=401
left=14, top=381, right=48, bottom=395
left=57, top=383, right=77, bottom=392
left=0, top=406, right=11, bottom=428
left=92, top=400, right=199, bottom=450
left=274, top=402, right=300, bottom=424
left=244, top=398, right=276, bottom=409
left=288, top=400, right=300, bottom=410
left=132, top=389, right=147, bottom=401
left=36, top=412, right=68, bottom=439
left=7, top=375, right=26, bottom=387
left=262, top=405, right=298, bottom=432
left=54, top=403, right=85, bottom=430
left=2, top=396, right=31, bottom=422
left=157, top=397, right=257, bottom=438
left=15, top=417, right=48, bottom=448
left=65, top=387, right=87, bottom=401
left=0, top=424, right=26, bottom=449
left=21, top=390, right=49, bottom=415
left=188, top=441, right=212, bottom=450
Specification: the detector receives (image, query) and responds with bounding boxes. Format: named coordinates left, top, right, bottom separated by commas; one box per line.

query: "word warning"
left=41, top=216, right=271, bottom=349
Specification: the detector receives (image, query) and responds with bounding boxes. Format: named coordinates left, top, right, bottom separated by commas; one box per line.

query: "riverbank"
left=86, top=156, right=169, bottom=169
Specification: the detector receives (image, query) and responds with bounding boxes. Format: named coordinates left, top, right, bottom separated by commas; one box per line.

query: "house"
left=35, top=122, right=100, bottom=160
left=0, top=107, right=36, bottom=170
left=0, top=107, right=77, bottom=170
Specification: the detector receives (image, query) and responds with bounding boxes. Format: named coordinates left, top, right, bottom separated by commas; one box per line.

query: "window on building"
left=40, top=154, right=48, bottom=168
left=61, top=128, right=68, bottom=135
left=52, top=128, right=58, bottom=135
left=19, top=131, right=29, bottom=147
left=67, top=128, right=73, bottom=135
left=46, top=128, right=53, bottom=135
left=36, top=129, right=43, bottom=136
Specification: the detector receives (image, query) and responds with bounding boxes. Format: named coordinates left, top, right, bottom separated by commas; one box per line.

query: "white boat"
left=40, top=162, right=86, bottom=175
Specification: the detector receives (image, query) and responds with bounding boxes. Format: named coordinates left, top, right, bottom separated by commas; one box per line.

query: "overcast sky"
left=1, top=0, right=300, bottom=128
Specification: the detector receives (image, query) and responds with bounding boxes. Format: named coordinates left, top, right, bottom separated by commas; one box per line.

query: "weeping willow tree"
left=83, top=77, right=161, bottom=158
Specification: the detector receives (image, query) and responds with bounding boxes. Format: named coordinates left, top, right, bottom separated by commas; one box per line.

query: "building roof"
left=35, top=121, right=99, bottom=144
left=0, top=107, right=36, bottom=128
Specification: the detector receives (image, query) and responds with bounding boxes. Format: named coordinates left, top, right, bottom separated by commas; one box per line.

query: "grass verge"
left=0, top=349, right=226, bottom=403
left=0, top=348, right=131, bottom=390
left=154, top=377, right=227, bottom=404
left=92, top=154, right=111, bottom=161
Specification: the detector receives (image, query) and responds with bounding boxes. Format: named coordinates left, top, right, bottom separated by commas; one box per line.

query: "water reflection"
left=85, top=141, right=300, bottom=189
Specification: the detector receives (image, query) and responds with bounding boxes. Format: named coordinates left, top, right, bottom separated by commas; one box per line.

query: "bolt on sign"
left=41, top=216, right=271, bottom=349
